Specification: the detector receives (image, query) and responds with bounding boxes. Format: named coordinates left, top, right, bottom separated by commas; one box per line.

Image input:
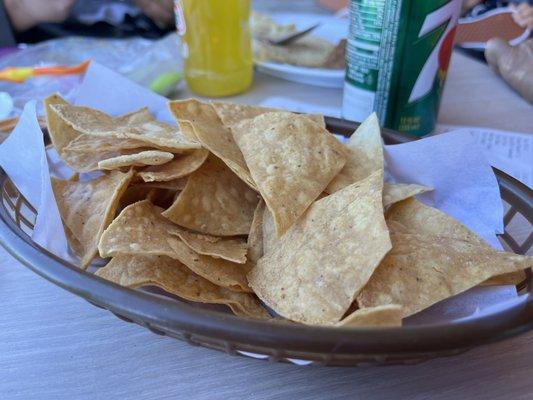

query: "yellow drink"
left=176, top=0, right=253, bottom=97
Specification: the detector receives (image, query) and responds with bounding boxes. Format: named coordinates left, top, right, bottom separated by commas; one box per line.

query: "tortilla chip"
left=386, top=198, right=488, bottom=246
left=116, top=120, right=202, bottom=153
left=357, top=228, right=532, bottom=318
left=336, top=305, right=402, bottom=327
left=232, top=112, right=346, bottom=235
left=50, top=107, right=157, bottom=172
left=64, top=134, right=147, bottom=154
left=247, top=200, right=265, bottom=264
left=168, top=99, right=257, bottom=189
left=98, top=150, right=174, bottom=170
left=44, top=94, right=81, bottom=156
left=162, top=155, right=259, bottom=236
left=52, top=169, right=134, bottom=268
left=483, top=271, right=527, bottom=286
left=254, top=35, right=334, bottom=67
left=138, top=149, right=209, bottom=182
left=211, top=101, right=325, bottom=128
left=248, top=171, right=391, bottom=325
left=50, top=103, right=201, bottom=153
left=383, top=183, right=433, bottom=209
left=96, top=255, right=268, bottom=319
left=98, top=200, right=250, bottom=291
left=174, top=230, right=247, bottom=264
left=386, top=198, right=527, bottom=287
left=325, top=113, right=383, bottom=194
left=115, top=107, right=154, bottom=125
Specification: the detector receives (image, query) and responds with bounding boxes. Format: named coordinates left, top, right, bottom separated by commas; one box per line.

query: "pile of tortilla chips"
left=45, top=94, right=532, bottom=327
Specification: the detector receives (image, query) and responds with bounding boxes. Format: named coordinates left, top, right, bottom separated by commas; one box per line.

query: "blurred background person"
left=0, top=0, right=174, bottom=46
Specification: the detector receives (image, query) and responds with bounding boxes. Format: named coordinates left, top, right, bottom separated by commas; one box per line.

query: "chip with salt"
left=325, top=113, right=382, bottom=194
left=336, top=305, right=402, bottom=327
left=386, top=198, right=526, bottom=285
left=357, top=227, right=532, bottom=318
left=211, top=101, right=325, bottom=128
left=98, top=200, right=250, bottom=292
left=138, top=149, right=208, bottom=182
left=248, top=171, right=391, bottom=325
left=162, top=155, right=259, bottom=236
left=96, top=255, right=268, bottom=319
left=44, top=94, right=81, bottom=159
left=387, top=198, right=488, bottom=246
left=168, top=99, right=257, bottom=189
left=50, top=103, right=201, bottom=153
left=97, top=150, right=174, bottom=170
left=54, top=108, right=157, bottom=172
left=232, top=111, right=346, bottom=235
left=52, top=169, right=133, bottom=268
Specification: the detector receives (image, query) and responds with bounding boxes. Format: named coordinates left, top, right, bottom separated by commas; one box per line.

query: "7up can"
left=342, top=0, right=462, bottom=136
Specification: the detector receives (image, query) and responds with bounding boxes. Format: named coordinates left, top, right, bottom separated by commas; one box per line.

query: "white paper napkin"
left=0, top=101, right=70, bottom=259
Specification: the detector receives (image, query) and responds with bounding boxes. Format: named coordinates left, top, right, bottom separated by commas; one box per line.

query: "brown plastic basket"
left=0, top=117, right=531, bottom=367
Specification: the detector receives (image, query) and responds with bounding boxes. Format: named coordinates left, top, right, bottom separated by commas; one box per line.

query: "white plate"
left=255, top=13, right=348, bottom=88
left=255, top=62, right=344, bottom=88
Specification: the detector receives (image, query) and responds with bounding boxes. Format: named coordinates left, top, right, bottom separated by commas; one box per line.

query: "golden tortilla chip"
left=52, top=169, right=134, bottom=268
left=168, top=99, right=257, bottom=189
left=51, top=107, right=158, bottom=172
left=174, top=230, right=247, bottom=264
left=325, top=113, right=383, bottom=194
left=336, top=305, right=402, bottom=327
left=383, top=183, right=433, bottom=209
left=50, top=103, right=201, bottom=153
left=232, top=112, right=346, bottom=235
left=96, top=255, right=268, bottom=319
left=387, top=198, right=527, bottom=286
left=98, top=150, right=174, bottom=170
left=138, top=149, right=209, bottom=182
left=386, top=198, right=487, bottom=246
left=248, top=171, right=391, bottom=325
left=483, top=271, right=527, bottom=286
left=116, top=120, right=202, bottom=153
left=44, top=94, right=81, bottom=156
left=357, top=228, right=532, bottom=318
left=162, top=155, right=259, bottom=236
left=98, top=200, right=250, bottom=291
left=211, top=101, right=325, bottom=128
left=64, top=134, right=147, bottom=154
left=247, top=200, right=265, bottom=265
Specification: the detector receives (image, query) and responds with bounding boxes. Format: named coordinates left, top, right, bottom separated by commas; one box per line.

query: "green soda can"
left=342, top=0, right=462, bottom=136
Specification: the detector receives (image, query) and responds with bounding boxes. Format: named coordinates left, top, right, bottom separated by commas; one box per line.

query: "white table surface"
left=2, top=9, right=533, bottom=399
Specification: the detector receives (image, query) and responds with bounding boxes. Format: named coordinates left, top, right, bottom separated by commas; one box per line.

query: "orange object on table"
left=0, top=60, right=90, bottom=83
